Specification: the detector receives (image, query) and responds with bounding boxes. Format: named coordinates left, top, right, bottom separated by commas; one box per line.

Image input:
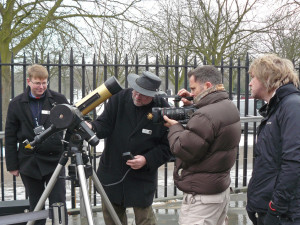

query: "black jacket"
left=247, top=84, right=300, bottom=219
left=5, top=87, right=69, bottom=179
left=92, top=88, right=172, bottom=207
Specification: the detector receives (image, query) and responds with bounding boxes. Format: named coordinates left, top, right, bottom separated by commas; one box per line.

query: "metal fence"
left=0, top=52, right=299, bottom=208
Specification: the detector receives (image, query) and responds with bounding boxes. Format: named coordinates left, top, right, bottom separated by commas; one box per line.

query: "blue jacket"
left=247, top=83, right=300, bottom=219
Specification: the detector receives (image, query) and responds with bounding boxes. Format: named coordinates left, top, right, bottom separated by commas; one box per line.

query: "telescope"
left=24, top=76, right=123, bottom=149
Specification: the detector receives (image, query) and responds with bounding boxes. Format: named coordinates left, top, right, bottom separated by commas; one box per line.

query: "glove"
left=246, top=210, right=257, bottom=225
left=264, top=201, right=280, bottom=225
left=264, top=212, right=280, bottom=225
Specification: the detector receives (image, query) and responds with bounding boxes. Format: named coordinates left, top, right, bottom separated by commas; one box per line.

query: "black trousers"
left=20, top=168, right=67, bottom=225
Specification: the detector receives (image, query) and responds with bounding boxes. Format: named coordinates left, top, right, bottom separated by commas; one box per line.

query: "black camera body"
left=151, top=106, right=196, bottom=124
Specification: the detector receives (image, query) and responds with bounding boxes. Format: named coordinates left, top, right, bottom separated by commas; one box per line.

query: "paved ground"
left=60, top=192, right=251, bottom=225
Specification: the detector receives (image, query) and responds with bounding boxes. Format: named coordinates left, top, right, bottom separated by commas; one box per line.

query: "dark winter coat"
left=167, top=90, right=241, bottom=195
left=5, top=86, right=69, bottom=179
left=247, top=83, right=300, bottom=220
left=92, top=88, right=172, bottom=207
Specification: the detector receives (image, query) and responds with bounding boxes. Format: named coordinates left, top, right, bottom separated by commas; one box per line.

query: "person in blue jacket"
left=246, top=54, right=300, bottom=225
left=89, top=71, right=172, bottom=225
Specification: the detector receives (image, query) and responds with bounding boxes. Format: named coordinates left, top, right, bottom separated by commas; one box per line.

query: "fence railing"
left=0, top=52, right=298, bottom=208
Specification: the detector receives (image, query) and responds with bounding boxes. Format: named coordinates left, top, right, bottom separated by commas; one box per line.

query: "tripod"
left=26, top=133, right=122, bottom=225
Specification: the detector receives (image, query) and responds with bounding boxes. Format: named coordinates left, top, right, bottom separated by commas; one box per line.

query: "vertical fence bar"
left=92, top=54, right=97, bottom=206
left=0, top=53, right=3, bottom=201
left=135, top=54, right=139, bottom=75
left=155, top=55, right=159, bottom=76
left=164, top=56, right=169, bottom=198
left=155, top=54, right=159, bottom=198
left=82, top=54, right=86, bottom=98
left=46, top=53, right=50, bottom=89
left=35, top=53, right=38, bottom=64
left=229, top=57, right=233, bottom=100
left=125, top=55, right=129, bottom=88
left=221, top=57, right=224, bottom=84
left=69, top=49, right=76, bottom=209
left=114, top=54, right=118, bottom=79
left=235, top=58, right=241, bottom=188
left=69, top=49, right=74, bottom=104
left=243, top=53, right=250, bottom=186
left=58, top=54, right=62, bottom=94
left=104, top=54, right=108, bottom=82
left=10, top=53, right=17, bottom=200
left=165, top=55, right=169, bottom=93
left=146, top=54, right=149, bottom=71
left=174, top=55, right=179, bottom=104
left=23, top=53, right=27, bottom=91
left=183, top=56, right=188, bottom=90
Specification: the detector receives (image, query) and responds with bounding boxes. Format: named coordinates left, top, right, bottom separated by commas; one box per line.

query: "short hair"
left=249, top=54, right=299, bottom=92
left=187, top=65, right=222, bottom=85
left=27, top=64, right=48, bottom=80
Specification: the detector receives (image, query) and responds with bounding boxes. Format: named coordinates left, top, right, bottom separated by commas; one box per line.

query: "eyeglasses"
left=30, top=80, right=49, bottom=86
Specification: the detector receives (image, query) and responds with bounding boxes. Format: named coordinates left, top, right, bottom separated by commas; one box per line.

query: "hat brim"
left=127, top=73, right=165, bottom=97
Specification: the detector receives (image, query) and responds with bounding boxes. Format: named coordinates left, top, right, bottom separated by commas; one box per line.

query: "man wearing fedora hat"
left=89, top=71, right=172, bottom=225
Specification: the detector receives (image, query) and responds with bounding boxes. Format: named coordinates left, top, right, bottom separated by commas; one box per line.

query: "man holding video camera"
left=164, top=65, right=241, bottom=225
left=89, top=71, right=172, bottom=225
left=5, top=64, right=68, bottom=225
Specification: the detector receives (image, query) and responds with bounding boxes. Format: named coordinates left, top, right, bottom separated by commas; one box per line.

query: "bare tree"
left=0, top=0, right=140, bottom=126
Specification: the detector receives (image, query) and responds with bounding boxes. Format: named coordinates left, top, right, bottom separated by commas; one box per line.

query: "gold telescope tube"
left=75, top=76, right=122, bottom=115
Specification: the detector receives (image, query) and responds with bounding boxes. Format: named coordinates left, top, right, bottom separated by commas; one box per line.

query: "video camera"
left=23, top=76, right=123, bottom=149
left=148, top=94, right=196, bottom=124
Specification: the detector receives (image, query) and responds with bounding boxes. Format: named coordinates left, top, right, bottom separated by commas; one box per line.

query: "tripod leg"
left=91, top=170, right=122, bottom=225
left=75, top=153, right=94, bottom=225
left=26, top=164, right=65, bottom=225
left=27, top=152, right=69, bottom=225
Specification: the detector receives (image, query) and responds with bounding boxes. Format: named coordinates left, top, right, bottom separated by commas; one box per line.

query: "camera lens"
left=151, top=107, right=196, bottom=124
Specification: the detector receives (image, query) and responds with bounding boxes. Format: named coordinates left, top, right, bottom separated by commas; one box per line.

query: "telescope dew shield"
left=75, top=76, right=122, bottom=115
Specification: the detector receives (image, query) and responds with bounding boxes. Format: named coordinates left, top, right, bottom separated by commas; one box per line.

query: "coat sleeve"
left=5, top=100, right=20, bottom=171
left=272, top=97, right=300, bottom=214
left=167, top=112, right=215, bottom=164
left=91, top=95, right=117, bottom=139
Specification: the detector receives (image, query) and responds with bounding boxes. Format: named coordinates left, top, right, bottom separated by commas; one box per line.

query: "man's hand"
left=9, top=170, right=19, bottom=177
left=178, top=88, right=193, bottom=106
left=163, top=115, right=179, bottom=128
left=126, top=155, right=146, bottom=170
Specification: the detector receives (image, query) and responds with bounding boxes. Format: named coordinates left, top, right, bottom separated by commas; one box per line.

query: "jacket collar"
left=259, top=83, right=299, bottom=117
left=20, top=86, right=53, bottom=103
left=194, top=90, right=229, bottom=109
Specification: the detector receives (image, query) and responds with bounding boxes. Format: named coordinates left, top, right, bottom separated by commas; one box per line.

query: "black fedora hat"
left=127, top=71, right=165, bottom=97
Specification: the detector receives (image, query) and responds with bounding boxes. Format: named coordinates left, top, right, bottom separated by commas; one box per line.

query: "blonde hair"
left=27, top=64, right=48, bottom=80
left=249, top=54, right=299, bottom=92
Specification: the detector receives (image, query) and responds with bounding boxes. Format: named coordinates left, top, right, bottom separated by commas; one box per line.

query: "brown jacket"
left=168, top=90, right=241, bottom=195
